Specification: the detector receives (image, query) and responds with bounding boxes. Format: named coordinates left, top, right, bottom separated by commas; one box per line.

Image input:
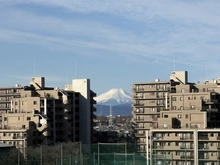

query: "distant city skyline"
left=1, top=1, right=220, bottom=95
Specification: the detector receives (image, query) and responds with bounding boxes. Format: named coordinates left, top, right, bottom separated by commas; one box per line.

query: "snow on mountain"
left=95, top=88, right=132, bottom=105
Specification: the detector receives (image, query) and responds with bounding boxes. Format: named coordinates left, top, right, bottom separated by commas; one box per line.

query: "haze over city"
left=1, top=1, right=220, bottom=95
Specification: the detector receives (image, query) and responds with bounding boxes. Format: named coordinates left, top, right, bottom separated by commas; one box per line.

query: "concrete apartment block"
left=65, top=79, right=97, bottom=144
left=132, top=71, right=220, bottom=165
left=0, top=77, right=97, bottom=155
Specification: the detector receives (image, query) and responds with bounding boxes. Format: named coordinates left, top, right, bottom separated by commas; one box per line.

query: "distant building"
left=132, top=71, right=220, bottom=165
left=0, top=77, right=96, bottom=155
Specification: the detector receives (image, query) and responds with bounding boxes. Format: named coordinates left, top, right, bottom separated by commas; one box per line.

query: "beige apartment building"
left=0, top=77, right=97, bottom=155
left=132, top=71, right=220, bottom=165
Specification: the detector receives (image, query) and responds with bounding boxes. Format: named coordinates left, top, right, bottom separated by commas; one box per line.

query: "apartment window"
left=172, top=106, right=176, bottom=110
left=15, top=102, right=18, bottom=105
left=18, top=117, right=20, bottom=120
left=180, top=97, right=183, bottom=101
left=164, top=115, right=168, bottom=118
left=167, top=142, right=170, bottom=146
left=4, top=117, right=7, bottom=121
left=177, top=114, right=182, bottom=118
left=27, top=117, right=31, bottom=121
left=175, top=142, right=179, bottom=146
left=176, top=151, right=180, bottom=156
left=185, top=114, right=188, bottom=118
left=194, top=97, right=196, bottom=100
left=180, top=106, right=183, bottom=110
left=22, top=125, right=25, bottom=129
left=181, top=89, right=185, bottom=93
left=172, top=97, right=176, bottom=101
left=175, top=133, right=180, bottom=137
left=3, top=133, right=6, bottom=136
left=33, top=101, right=37, bottom=105
left=186, top=124, right=189, bottom=128
left=191, top=105, right=195, bottom=109
left=188, top=97, right=190, bottom=100
left=210, top=133, right=214, bottom=137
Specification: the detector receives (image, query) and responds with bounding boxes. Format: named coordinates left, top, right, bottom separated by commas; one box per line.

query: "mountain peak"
left=95, top=88, right=132, bottom=105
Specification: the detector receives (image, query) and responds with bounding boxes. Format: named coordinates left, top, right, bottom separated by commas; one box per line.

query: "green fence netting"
left=0, top=143, right=172, bottom=165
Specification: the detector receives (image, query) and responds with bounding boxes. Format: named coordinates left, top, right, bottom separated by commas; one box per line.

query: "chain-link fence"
left=0, top=142, right=172, bottom=165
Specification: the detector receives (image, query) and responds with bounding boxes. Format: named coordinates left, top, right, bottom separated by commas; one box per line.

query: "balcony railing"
left=181, top=155, right=194, bottom=159
left=133, top=103, right=144, bottom=106
left=135, top=133, right=145, bottom=137
left=180, top=146, right=194, bottom=149
left=133, top=88, right=145, bottom=92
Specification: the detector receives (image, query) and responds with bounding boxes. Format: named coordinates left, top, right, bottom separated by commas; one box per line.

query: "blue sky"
left=1, top=0, right=220, bottom=95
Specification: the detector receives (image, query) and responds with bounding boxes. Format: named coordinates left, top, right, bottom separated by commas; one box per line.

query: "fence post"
left=41, top=145, right=43, bottom=165
left=98, top=142, right=100, bottom=165
left=69, top=154, right=71, bottom=165
left=93, top=152, right=95, bottom=165
left=133, top=153, right=135, bottom=165
left=18, top=147, right=20, bottom=165
left=79, top=142, right=82, bottom=165
left=60, top=143, right=63, bottom=165
left=114, top=152, right=115, bottom=165
left=125, top=142, right=127, bottom=165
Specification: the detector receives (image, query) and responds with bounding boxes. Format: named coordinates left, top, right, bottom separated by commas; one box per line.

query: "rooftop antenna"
left=205, top=61, right=208, bottom=80
left=66, top=69, right=69, bottom=84
left=34, top=60, right=36, bottom=76
left=173, top=54, right=176, bottom=71
left=74, top=59, right=77, bottom=79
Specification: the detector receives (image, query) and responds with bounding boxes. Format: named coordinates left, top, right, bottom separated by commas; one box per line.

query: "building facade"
left=132, top=71, right=220, bottom=165
left=0, top=77, right=97, bottom=155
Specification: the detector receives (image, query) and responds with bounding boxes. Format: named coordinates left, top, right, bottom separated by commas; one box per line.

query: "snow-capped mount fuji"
left=95, top=88, right=132, bottom=105
left=94, top=88, right=132, bottom=116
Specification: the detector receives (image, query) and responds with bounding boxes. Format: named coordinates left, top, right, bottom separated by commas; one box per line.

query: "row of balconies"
left=153, top=145, right=194, bottom=150
left=133, top=87, right=171, bottom=92
left=134, top=95, right=166, bottom=100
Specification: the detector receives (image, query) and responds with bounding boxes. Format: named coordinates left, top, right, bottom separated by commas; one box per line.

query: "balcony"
left=180, top=136, right=193, bottom=140
left=180, top=146, right=194, bottom=149
left=133, top=103, right=144, bottom=107
left=203, top=99, right=219, bottom=104
left=198, top=146, right=209, bottom=150
left=133, top=110, right=145, bottom=115
left=134, top=96, right=145, bottom=99
left=133, top=88, right=145, bottom=92
left=198, top=136, right=209, bottom=141
left=134, top=119, right=153, bottom=123
left=180, top=155, right=194, bottom=159
left=198, top=155, right=209, bottom=160
left=0, top=93, right=20, bottom=96
left=135, top=133, right=145, bottom=137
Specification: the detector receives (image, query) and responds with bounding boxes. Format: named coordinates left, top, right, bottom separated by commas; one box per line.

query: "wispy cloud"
left=1, top=0, right=220, bottom=75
